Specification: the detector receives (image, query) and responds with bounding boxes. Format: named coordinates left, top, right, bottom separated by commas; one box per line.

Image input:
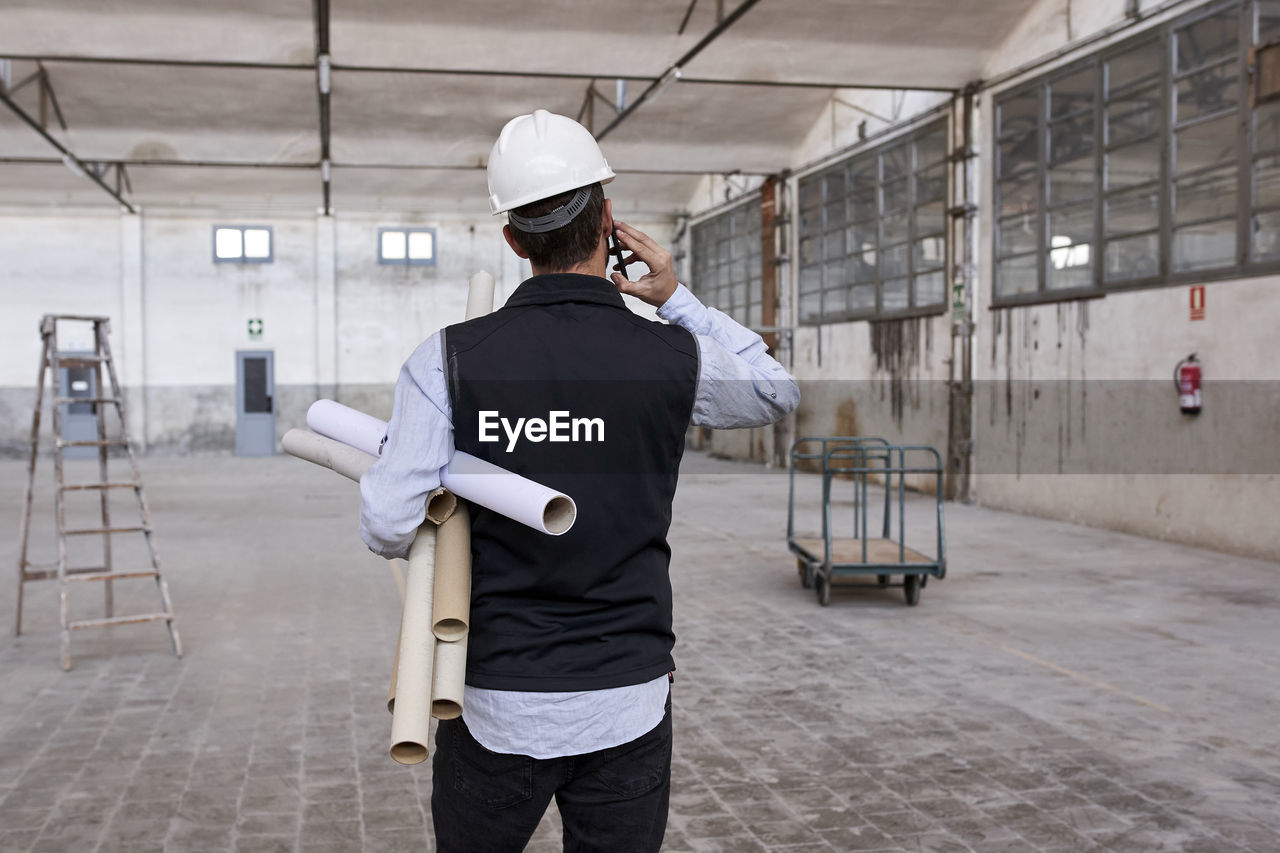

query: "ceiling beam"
left=2, top=53, right=958, bottom=92
left=0, top=90, right=136, bottom=212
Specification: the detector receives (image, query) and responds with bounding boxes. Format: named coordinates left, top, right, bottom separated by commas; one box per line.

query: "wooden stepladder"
left=15, top=315, right=181, bottom=670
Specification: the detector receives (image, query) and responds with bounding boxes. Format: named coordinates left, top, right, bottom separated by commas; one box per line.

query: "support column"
left=315, top=214, right=337, bottom=400
left=119, top=213, right=147, bottom=451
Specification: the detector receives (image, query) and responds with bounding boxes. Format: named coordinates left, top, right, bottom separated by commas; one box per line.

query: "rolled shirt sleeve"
left=656, top=284, right=800, bottom=429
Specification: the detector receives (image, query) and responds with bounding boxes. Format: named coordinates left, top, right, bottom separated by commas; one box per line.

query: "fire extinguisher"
left=1174, top=354, right=1201, bottom=416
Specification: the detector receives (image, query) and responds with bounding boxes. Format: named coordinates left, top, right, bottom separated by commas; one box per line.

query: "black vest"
left=444, top=273, right=699, bottom=691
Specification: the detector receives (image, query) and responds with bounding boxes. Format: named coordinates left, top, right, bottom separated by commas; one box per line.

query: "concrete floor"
left=1, top=451, right=1278, bottom=853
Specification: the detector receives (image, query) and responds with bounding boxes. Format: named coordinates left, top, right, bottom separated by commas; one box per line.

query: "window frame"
left=991, top=0, right=1280, bottom=308
left=377, top=226, right=438, bottom=266
left=212, top=225, right=274, bottom=264
left=689, top=195, right=765, bottom=328
left=794, top=117, right=951, bottom=326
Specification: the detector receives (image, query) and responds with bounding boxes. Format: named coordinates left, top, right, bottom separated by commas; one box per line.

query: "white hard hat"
left=486, top=109, right=615, bottom=215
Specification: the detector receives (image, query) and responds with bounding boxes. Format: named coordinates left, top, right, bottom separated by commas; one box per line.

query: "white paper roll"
left=308, top=399, right=387, bottom=457
left=465, top=271, right=495, bottom=320
left=305, top=399, right=576, bottom=536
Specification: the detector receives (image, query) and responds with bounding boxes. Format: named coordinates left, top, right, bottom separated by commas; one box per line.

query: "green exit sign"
left=247, top=318, right=263, bottom=337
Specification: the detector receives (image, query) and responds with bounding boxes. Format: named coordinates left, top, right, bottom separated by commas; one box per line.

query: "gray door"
left=235, top=350, right=275, bottom=457
left=58, top=353, right=98, bottom=460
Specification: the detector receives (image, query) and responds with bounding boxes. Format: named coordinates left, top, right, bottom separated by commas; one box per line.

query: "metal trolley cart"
left=787, top=437, right=946, bottom=606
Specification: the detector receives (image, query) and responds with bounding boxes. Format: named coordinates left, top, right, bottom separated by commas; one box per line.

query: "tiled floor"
left=0, top=452, right=1277, bottom=852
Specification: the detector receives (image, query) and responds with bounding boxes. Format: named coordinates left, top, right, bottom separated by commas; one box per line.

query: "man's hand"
left=610, top=221, right=679, bottom=308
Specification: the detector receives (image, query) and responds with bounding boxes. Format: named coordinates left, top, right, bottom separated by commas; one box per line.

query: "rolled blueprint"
left=432, top=503, right=471, bottom=641
left=282, top=429, right=376, bottom=482
left=430, top=637, right=467, bottom=720
left=307, top=399, right=386, bottom=457
left=306, top=399, right=576, bottom=535
left=388, top=522, right=437, bottom=766
left=465, top=270, right=495, bottom=320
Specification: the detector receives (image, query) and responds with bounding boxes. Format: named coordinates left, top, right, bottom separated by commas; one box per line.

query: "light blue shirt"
left=360, top=282, right=799, bottom=758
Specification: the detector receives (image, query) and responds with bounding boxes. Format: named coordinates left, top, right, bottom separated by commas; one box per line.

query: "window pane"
left=916, top=127, right=947, bottom=168
left=1175, top=62, right=1239, bottom=124
left=998, top=213, right=1038, bottom=256
left=1105, top=233, right=1159, bottom=281
left=1175, top=113, right=1239, bottom=173
left=799, top=204, right=822, bottom=235
left=1049, top=115, right=1094, bottom=163
left=1263, top=0, right=1280, bottom=42
left=847, top=191, right=877, bottom=223
left=824, top=200, right=845, bottom=229
left=823, top=231, right=845, bottom=260
left=847, top=284, right=877, bottom=313
left=914, top=236, right=945, bottom=270
left=824, top=170, right=846, bottom=199
left=847, top=251, right=877, bottom=284
left=1047, top=251, right=1093, bottom=289
left=407, top=231, right=433, bottom=260
left=846, top=223, right=877, bottom=255
left=1176, top=10, right=1238, bottom=72
left=1049, top=204, right=1094, bottom=248
left=1173, top=220, right=1236, bottom=270
left=799, top=265, right=822, bottom=295
left=1174, top=167, right=1238, bottom=224
left=800, top=236, right=821, bottom=265
left=999, top=172, right=1039, bottom=216
left=999, top=132, right=1038, bottom=178
left=915, top=164, right=946, bottom=204
left=882, top=277, right=909, bottom=311
left=799, top=290, right=822, bottom=323
left=824, top=260, right=844, bottom=291
left=1106, top=38, right=1161, bottom=93
left=882, top=210, right=910, bottom=245
left=214, top=227, right=243, bottom=260
left=915, top=270, right=946, bottom=306
left=882, top=145, right=911, bottom=180
left=998, top=87, right=1040, bottom=138
left=1106, top=139, right=1162, bottom=189
left=1049, top=155, right=1096, bottom=205
left=799, top=178, right=822, bottom=209
left=1255, top=153, right=1280, bottom=208
left=996, top=254, right=1038, bottom=296
left=1050, top=65, right=1095, bottom=118
left=882, top=176, right=909, bottom=212
left=1256, top=101, right=1280, bottom=152
left=1106, top=85, right=1159, bottom=146
left=882, top=244, right=909, bottom=279
left=243, top=229, right=270, bottom=259
left=1253, top=209, right=1280, bottom=261
left=1106, top=185, right=1160, bottom=235
left=914, top=201, right=946, bottom=238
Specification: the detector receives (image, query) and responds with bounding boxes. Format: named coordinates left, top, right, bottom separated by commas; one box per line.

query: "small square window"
left=379, top=227, right=437, bottom=265
left=213, top=225, right=273, bottom=263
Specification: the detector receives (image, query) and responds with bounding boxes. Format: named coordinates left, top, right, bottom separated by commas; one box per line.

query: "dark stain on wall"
left=870, top=317, right=924, bottom=428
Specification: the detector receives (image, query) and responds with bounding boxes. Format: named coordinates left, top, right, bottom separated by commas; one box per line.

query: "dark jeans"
left=432, top=693, right=672, bottom=853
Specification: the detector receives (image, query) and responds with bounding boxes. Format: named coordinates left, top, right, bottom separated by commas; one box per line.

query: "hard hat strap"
left=508, top=186, right=592, bottom=234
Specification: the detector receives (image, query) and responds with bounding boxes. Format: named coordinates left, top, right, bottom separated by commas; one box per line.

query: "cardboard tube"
left=425, top=488, right=457, bottom=525
left=386, top=605, right=402, bottom=714
left=307, top=399, right=386, bottom=457
left=465, top=270, right=495, bottom=320
left=432, top=503, right=471, bottom=641
left=283, top=428, right=376, bottom=482
left=431, top=637, right=467, bottom=720
left=388, top=523, right=437, bottom=765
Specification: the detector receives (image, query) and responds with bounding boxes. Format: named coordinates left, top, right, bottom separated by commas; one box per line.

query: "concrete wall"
left=0, top=208, right=674, bottom=457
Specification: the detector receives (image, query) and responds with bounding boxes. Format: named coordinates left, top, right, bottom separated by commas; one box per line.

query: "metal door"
left=235, top=350, right=275, bottom=457
left=58, top=353, right=98, bottom=460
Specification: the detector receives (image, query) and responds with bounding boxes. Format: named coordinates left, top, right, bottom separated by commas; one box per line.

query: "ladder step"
left=57, top=439, right=129, bottom=447
left=54, top=355, right=109, bottom=367
left=53, top=397, right=122, bottom=405
left=59, top=481, right=141, bottom=492
left=69, top=612, right=171, bottom=630
left=66, top=569, right=159, bottom=583
left=62, top=526, right=148, bottom=536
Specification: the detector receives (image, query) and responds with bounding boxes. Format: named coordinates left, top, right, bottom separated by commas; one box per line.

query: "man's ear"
left=502, top=224, right=530, bottom=259
left=602, top=197, right=614, bottom=237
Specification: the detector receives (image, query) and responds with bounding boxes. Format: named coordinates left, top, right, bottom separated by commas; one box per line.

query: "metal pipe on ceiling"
left=0, top=91, right=136, bottom=212
left=595, top=0, right=764, bottom=141
left=313, top=0, right=332, bottom=214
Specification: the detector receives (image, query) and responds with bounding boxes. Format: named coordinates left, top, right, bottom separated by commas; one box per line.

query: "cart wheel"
left=903, top=574, right=921, bottom=606
left=797, top=559, right=813, bottom=589
left=816, top=571, right=831, bottom=606
left=877, top=574, right=889, bottom=587
left=938, top=560, right=947, bottom=580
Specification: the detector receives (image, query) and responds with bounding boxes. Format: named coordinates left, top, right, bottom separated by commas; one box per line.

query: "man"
left=360, top=109, right=798, bottom=853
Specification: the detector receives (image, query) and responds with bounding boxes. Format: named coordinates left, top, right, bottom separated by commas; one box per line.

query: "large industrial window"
left=690, top=197, right=763, bottom=327
left=993, top=0, right=1280, bottom=304
left=796, top=119, right=948, bottom=324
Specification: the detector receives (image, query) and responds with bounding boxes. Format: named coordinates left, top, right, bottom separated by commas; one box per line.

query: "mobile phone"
left=610, top=225, right=629, bottom=280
